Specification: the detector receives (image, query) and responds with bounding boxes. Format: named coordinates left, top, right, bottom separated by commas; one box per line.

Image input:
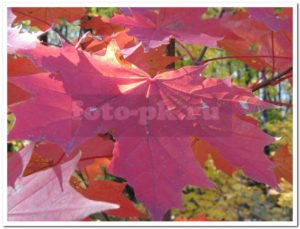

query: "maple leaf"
left=123, top=43, right=180, bottom=76
left=23, top=135, right=114, bottom=176
left=272, top=145, right=292, bottom=183
left=191, top=137, right=235, bottom=176
left=9, top=41, right=146, bottom=152
left=104, top=69, right=277, bottom=219
left=81, top=16, right=124, bottom=37
left=12, top=7, right=86, bottom=30
left=11, top=41, right=277, bottom=219
left=83, top=158, right=112, bottom=181
left=191, top=115, right=265, bottom=177
left=22, top=151, right=55, bottom=177
left=196, top=115, right=277, bottom=187
left=8, top=142, right=35, bottom=188
left=8, top=55, right=43, bottom=105
left=8, top=153, right=118, bottom=221
left=109, top=134, right=213, bottom=220
left=247, top=8, right=292, bottom=33
left=8, top=72, right=86, bottom=152
left=77, top=31, right=136, bottom=54
left=219, top=9, right=292, bottom=72
left=110, top=8, right=232, bottom=50
left=70, top=174, right=147, bottom=218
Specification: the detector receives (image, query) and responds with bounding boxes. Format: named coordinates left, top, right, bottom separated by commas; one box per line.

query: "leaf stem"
left=195, top=46, right=208, bottom=65
left=175, top=40, right=196, bottom=62
left=195, top=8, right=225, bottom=65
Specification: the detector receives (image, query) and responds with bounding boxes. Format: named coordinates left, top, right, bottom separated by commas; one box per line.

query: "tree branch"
left=263, top=100, right=292, bottom=108
left=202, top=55, right=291, bottom=64
left=251, top=66, right=293, bottom=92
left=166, top=38, right=176, bottom=69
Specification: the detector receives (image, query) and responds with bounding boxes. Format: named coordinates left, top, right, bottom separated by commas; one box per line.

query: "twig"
left=251, top=66, right=293, bottom=92
left=270, top=73, right=292, bottom=86
left=263, top=100, right=293, bottom=108
left=176, top=50, right=184, bottom=60
left=195, top=46, right=208, bottom=65
left=175, top=40, right=196, bottom=62
left=271, top=31, right=275, bottom=78
left=195, top=8, right=225, bottom=65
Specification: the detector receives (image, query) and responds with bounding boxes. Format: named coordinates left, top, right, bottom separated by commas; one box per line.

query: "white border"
left=1, top=1, right=298, bottom=227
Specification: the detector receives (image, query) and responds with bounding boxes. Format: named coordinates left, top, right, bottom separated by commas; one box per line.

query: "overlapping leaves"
left=7, top=7, right=292, bottom=221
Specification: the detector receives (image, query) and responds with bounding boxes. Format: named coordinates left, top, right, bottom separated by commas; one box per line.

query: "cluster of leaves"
left=7, top=7, right=293, bottom=221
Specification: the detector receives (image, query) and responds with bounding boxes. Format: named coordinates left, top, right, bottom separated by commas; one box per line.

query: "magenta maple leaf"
left=110, top=8, right=233, bottom=50
left=8, top=152, right=118, bottom=221
left=8, top=42, right=147, bottom=152
left=247, top=8, right=292, bottom=33
left=109, top=134, right=213, bottom=220
left=8, top=142, right=34, bottom=188
left=219, top=9, right=292, bottom=72
left=10, top=41, right=277, bottom=220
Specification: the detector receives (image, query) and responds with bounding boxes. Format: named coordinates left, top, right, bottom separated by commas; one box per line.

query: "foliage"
left=7, top=7, right=293, bottom=222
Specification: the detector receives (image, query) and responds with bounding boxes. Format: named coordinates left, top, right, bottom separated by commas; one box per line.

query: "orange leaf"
left=84, top=158, right=111, bottom=181
left=79, top=31, right=136, bottom=53
left=8, top=55, right=43, bottom=105
left=191, top=137, right=235, bottom=176
left=81, top=16, right=124, bottom=36
left=218, top=39, right=268, bottom=70
left=70, top=177, right=147, bottom=218
left=8, top=55, right=43, bottom=76
left=125, top=44, right=180, bottom=77
left=272, top=145, right=292, bottom=183
left=23, top=152, right=55, bottom=176
left=12, top=8, right=86, bottom=30
left=23, top=135, right=114, bottom=176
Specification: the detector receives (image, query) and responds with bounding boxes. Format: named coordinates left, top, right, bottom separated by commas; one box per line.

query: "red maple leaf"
left=10, top=39, right=278, bottom=219
left=81, top=16, right=125, bottom=37
left=124, top=43, right=180, bottom=76
left=219, top=8, right=292, bottom=72
left=12, top=7, right=86, bottom=30
left=8, top=55, right=43, bottom=105
left=23, top=135, right=114, bottom=176
left=110, top=8, right=233, bottom=50
left=71, top=166, right=147, bottom=219
left=77, top=31, right=137, bottom=54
